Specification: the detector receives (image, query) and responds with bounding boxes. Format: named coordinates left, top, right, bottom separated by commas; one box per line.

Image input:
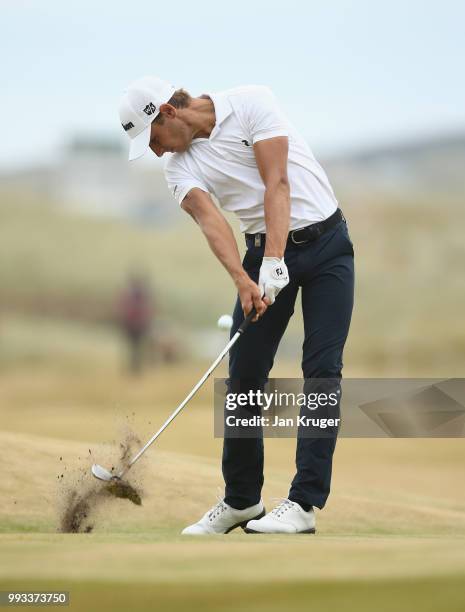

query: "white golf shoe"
left=245, top=499, right=316, bottom=534
left=181, top=499, right=265, bottom=535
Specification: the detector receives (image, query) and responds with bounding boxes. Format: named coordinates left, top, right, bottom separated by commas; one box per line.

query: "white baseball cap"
left=119, top=76, right=176, bottom=161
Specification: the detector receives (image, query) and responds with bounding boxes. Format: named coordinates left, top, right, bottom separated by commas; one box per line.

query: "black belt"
left=245, top=208, right=345, bottom=248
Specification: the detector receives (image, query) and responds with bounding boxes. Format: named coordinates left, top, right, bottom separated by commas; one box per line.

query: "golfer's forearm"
left=197, top=212, right=247, bottom=286
left=263, top=180, right=290, bottom=258
left=181, top=190, right=247, bottom=286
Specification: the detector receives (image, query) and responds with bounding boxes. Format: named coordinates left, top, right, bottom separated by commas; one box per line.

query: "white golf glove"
left=258, top=257, right=289, bottom=305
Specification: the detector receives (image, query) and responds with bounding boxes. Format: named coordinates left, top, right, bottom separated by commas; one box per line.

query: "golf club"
left=92, top=307, right=257, bottom=482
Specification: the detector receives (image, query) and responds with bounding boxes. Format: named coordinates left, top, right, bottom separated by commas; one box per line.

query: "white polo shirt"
left=164, top=85, right=338, bottom=234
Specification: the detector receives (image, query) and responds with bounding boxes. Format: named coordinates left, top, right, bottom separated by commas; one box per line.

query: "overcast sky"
left=2, top=0, right=465, bottom=169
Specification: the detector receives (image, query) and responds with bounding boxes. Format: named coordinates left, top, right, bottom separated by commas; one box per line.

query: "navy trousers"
left=222, top=218, right=354, bottom=510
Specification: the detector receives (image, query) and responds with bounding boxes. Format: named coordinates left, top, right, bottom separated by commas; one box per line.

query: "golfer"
left=119, top=76, right=354, bottom=534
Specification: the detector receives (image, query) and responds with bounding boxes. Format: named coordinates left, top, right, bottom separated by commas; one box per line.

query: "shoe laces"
left=207, top=493, right=228, bottom=522
left=270, top=498, right=294, bottom=518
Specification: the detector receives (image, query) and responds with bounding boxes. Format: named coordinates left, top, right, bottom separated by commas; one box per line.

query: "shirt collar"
left=208, top=92, right=233, bottom=139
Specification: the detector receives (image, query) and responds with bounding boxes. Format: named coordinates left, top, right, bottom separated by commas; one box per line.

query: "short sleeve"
left=164, top=155, right=209, bottom=205
left=245, top=86, right=289, bottom=144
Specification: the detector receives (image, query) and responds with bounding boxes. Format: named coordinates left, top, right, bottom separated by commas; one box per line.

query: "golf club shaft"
left=118, top=308, right=257, bottom=477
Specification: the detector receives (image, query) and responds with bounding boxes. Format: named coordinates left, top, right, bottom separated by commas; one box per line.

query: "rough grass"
left=1, top=192, right=465, bottom=373
left=0, top=196, right=236, bottom=326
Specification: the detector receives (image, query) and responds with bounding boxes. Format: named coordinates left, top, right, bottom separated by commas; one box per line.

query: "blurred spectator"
left=118, top=274, right=154, bottom=374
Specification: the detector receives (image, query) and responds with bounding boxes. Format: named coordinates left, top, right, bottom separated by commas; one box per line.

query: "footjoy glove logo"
left=273, top=266, right=288, bottom=281
left=143, top=102, right=157, bottom=116
left=122, top=121, right=134, bottom=131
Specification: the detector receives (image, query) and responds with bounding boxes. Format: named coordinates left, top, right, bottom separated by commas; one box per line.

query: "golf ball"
left=217, top=314, right=233, bottom=330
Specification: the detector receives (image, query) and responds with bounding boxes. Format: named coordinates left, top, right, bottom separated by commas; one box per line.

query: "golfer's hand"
left=258, top=257, right=289, bottom=305
left=236, top=276, right=268, bottom=321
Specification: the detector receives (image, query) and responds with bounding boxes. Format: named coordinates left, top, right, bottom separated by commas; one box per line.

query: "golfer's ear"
left=158, top=103, right=176, bottom=118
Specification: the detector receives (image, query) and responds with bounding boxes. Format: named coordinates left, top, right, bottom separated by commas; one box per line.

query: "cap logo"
left=122, top=121, right=135, bottom=131
left=143, top=102, right=157, bottom=116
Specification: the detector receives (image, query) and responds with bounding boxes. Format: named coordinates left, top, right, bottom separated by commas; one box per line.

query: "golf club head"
left=91, top=463, right=116, bottom=482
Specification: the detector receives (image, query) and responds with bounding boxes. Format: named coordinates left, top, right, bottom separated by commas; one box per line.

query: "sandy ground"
left=1, top=363, right=465, bottom=611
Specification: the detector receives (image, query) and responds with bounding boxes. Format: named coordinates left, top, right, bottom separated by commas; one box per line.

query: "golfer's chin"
left=163, top=141, right=192, bottom=155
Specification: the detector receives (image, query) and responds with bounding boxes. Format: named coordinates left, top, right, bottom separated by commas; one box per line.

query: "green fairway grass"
left=1, top=576, right=464, bottom=612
